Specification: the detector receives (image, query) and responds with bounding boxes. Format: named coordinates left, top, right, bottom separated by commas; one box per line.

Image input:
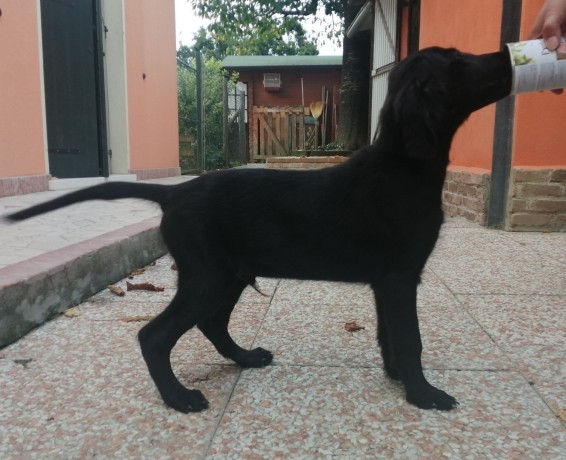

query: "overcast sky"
left=174, top=0, right=342, bottom=55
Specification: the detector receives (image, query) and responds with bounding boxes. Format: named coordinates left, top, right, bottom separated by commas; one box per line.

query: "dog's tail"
left=5, top=181, right=173, bottom=222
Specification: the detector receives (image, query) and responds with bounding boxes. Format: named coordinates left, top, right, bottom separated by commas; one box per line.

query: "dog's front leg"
left=373, top=272, right=458, bottom=411
left=375, top=297, right=401, bottom=381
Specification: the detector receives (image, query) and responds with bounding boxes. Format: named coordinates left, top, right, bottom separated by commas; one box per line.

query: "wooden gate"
left=252, top=107, right=316, bottom=161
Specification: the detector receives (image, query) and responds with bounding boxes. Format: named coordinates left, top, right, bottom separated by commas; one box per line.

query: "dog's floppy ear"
left=392, top=77, right=440, bottom=160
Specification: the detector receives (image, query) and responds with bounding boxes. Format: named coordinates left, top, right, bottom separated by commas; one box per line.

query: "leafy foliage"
left=177, top=47, right=238, bottom=169
left=189, top=0, right=347, bottom=56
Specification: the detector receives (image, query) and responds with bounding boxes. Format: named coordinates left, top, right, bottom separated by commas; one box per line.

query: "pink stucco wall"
left=125, top=0, right=179, bottom=172
left=0, top=0, right=179, bottom=188
left=0, top=0, right=47, bottom=177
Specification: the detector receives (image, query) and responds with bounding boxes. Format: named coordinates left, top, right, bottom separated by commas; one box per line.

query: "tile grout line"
left=201, top=278, right=282, bottom=459
left=427, top=267, right=564, bottom=419
left=505, top=232, right=566, bottom=268
left=426, top=268, right=511, bottom=359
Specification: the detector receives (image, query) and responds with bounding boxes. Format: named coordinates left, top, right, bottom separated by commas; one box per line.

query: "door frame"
left=93, top=0, right=109, bottom=177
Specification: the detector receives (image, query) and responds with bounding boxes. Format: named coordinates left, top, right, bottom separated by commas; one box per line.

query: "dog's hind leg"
left=138, top=280, right=212, bottom=413
left=197, top=278, right=273, bottom=368
left=372, top=273, right=458, bottom=411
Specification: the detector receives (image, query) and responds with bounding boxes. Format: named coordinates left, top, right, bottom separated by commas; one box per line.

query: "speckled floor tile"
left=172, top=301, right=272, bottom=367
left=457, top=294, right=566, bottom=416
left=459, top=295, right=566, bottom=348
left=207, top=366, right=566, bottom=459
left=77, top=298, right=168, bottom=321
left=254, top=280, right=379, bottom=366
left=0, top=250, right=279, bottom=459
left=416, top=271, right=511, bottom=371
left=507, top=231, right=566, bottom=266
left=255, top=297, right=381, bottom=367
left=0, top=316, right=239, bottom=459
left=442, top=216, right=480, bottom=228
left=238, top=277, right=280, bottom=303
left=419, top=302, right=511, bottom=372
left=272, top=279, right=375, bottom=307
left=429, top=227, right=566, bottom=295
left=503, top=345, right=566, bottom=416
left=2, top=224, right=565, bottom=459
left=255, top=273, right=509, bottom=371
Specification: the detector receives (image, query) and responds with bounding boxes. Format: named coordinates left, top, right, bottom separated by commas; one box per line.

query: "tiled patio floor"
left=1, top=219, right=564, bottom=458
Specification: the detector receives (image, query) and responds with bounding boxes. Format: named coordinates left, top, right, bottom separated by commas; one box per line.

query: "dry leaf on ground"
left=344, top=321, right=365, bottom=332
left=558, top=409, right=566, bottom=422
left=107, top=284, right=126, bottom=297
left=120, top=315, right=155, bottom=323
left=63, top=307, right=81, bottom=318
left=126, top=281, right=165, bottom=292
left=128, top=268, right=146, bottom=278
left=188, top=374, right=211, bottom=384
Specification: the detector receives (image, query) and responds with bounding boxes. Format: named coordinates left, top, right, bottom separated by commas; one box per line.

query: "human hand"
left=529, top=0, right=566, bottom=50
left=529, top=0, right=566, bottom=93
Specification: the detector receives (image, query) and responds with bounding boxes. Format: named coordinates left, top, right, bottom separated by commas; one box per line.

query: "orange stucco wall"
left=513, top=0, right=566, bottom=167
left=125, top=0, right=179, bottom=171
left=417, top=0, right=565, bottom=169
left=0, top=0, right=47, bottom=177
left=419, top=0, right=504, bottom=170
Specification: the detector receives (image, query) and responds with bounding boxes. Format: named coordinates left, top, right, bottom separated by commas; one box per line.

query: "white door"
left=371, top=0, right=399, bottom=141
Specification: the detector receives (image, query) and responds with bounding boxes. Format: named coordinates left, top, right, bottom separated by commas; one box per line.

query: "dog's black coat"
left=6, top=47, right=512, bottom=412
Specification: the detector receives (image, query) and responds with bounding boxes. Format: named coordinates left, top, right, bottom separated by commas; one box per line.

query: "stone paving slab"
left=1, top=218, right=565, bottom=459
left=428, top=226, right=566, bottom=295
left=0, top=177, right=193, bottom=347
left=0, top=176, right=191, bottom=269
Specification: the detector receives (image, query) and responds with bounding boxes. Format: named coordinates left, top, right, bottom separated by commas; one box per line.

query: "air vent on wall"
left=263, top=73, right=281, bottom=92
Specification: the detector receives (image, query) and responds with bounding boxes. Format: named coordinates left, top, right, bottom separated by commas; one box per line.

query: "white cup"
left=506, top=37, right=566, bottom=94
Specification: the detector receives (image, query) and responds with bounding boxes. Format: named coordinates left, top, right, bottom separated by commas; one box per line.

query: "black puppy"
left=6, top=47, right=512, bottom=412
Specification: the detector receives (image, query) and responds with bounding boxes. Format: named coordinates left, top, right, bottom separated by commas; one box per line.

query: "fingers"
left=542, top=19, right=561, bottom=50
left=529, top=12, right=545, bottom=40
left=528, top=0, right=566, bottom=50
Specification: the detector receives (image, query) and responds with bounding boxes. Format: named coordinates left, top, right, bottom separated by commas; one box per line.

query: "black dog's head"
left=378, top=47, right=512, bottom=160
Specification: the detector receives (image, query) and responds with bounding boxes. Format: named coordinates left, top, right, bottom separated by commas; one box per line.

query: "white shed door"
left=371, top=0, right=398, bottom=141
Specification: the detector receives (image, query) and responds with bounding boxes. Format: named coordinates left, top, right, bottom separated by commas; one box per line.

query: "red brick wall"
left=508, top=169, right=566, bottom=231
left=442, top=166, right=566, bottom=232
left=443, top=167, right=491, bottom=225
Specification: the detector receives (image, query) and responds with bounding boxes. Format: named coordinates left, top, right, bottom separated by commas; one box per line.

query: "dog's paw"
left=406, top=385, right=459, bottom=411
left=235, top=347, right=273, bottom=368
left=163, top=388, right=210, bottom=413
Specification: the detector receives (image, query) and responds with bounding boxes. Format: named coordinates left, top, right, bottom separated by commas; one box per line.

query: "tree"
left=190, top=1, right=320, bottom=56
left=177, top=46, right=238, bottom=169
left=189, top=0, right=371, bottom=150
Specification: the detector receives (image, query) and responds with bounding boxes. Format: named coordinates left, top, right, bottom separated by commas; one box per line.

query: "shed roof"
left=222, top=55, right=342, bottom=69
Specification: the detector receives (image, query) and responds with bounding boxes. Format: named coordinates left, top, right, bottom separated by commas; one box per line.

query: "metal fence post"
left=238, top=90, right=247, bottom=164
left=195, top=50, right=205, bottom=170
left=223, top=77, right=229, bottom=166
